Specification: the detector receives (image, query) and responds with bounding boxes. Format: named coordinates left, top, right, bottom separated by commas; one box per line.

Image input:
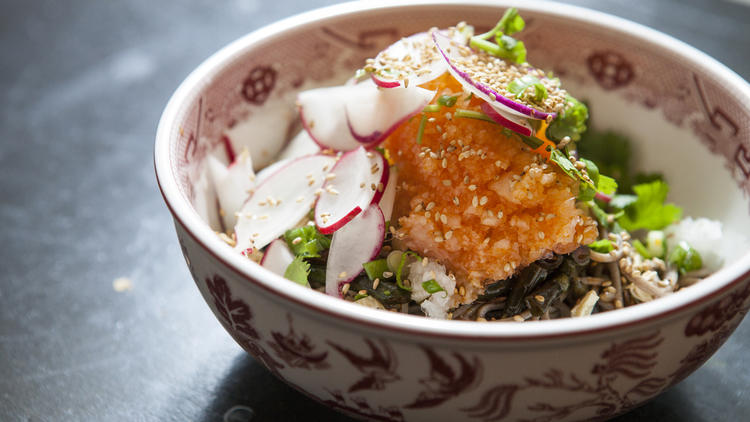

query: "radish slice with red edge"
left=325, top=204, right=386, bottom=297
left=260, top=239, right=295, bottom=276
left=297, top=80, right=436, bottom=151
left=369, top=28, right=471, bottom=89
left=369, top=32, right=446, bottom=89
left=479, top=102, right=534, bottom=137
left=315, top=147, right=388, bottom=234
left=207, top=150, right=256, bottom=230
left=345, top=84, right=435, bottom=144
left=234, top=154, right=337, bottom=252
left=432, top=31, right=556, bottom=121
left=378, top=166, right=398, bottom=222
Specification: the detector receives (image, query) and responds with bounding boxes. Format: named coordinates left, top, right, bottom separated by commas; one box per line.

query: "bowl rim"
left=155, top=0, right=750, bottom=341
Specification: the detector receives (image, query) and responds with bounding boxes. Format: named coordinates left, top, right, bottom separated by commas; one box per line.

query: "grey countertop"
left=1, top=0, right=748, bottom=421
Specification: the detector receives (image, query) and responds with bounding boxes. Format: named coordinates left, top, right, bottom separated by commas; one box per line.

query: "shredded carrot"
left=530, top=120, right=556, bottom=160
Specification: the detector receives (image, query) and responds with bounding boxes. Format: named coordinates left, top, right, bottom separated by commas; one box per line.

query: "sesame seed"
left=534, top=295, right=545, bottom=303
left=504, top=263, right=512, bottom=272
left=513, top=315, right=525, bottom=322
left=383, top=271, right=393, bottom=278
left=442, top=158, right=447, bottom=168
left=495, top=160, right=502, bottom=167
left=307, top=179, right=315, bottom=186
left=538, top=231, right=545, bottom=239
left=425, top=211, right=431, bottom=218
left=426, top=202, right=435, bottom=211
left=453, top=196, right=459, bottom=205
left=339, top=271, right=348, bottom=279
left=459, top=286, right=466, bottom=296
left=296, top=196, right=305, bottom=203
left=442, top=179, right=451, bottom=186
left=325, top=173, right=336, bottom=180
left=445, top=230, right=453, bottom=239
left=468, top=184, right=477, bottom=191
left=373, top=278, right=380, bottom=289
left=440, top=214, right=448, bottom=224
left=360, top=182, right=366, bottom=188
left=427, top=117, right=436, bottom=123
left=292, top=237, right=302, bottom=245
left=479, top=196, right=488, bottom=206
left=415, top=203, right=424, bottom=212
left=472, top=196, right=478, bottom=207
left=341, top=283, right=350, bottom=295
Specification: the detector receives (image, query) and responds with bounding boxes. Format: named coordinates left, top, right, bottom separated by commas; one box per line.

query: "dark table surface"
left=2, top=0, right=749, bottom=421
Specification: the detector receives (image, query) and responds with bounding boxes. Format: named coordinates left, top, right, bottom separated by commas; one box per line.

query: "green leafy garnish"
left=353, top=293, right=369, bottom=301
left=616, top=181, right=682, bottom=231
left=437, top=95, right=458, bottom=107
left=597, top=175, right=618, bottom=195
left=668, top=241, right=702, bottom=274
left=283, top=225, right=331, bottom=258
left=547, top=95, right=588, bottom=142
left=284, top=256, right=310, bottom=287
left=363, top=258, right=389, bottom=281
left=421, top=279, right=445, bottom=294
left=549, top=150, right=594, bottom=191
left=469, top=8, right=527, bottom=64
left=508, top=75, right=547, bottom=102
left=588, top=239, right=614, bottom=253
left=423, top=104, right=441, bottom=113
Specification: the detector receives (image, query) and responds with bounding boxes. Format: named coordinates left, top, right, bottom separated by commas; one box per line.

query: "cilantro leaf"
left=547, top=95, right=588, bottom=142
left=597, top=175, right=618, bottom=195
left=495, top=35, right=526, bottom=64
left=283, top=225, right=331, bottom=258
left=284, top=256, right=310, bottom=287
left=616, top=181, right=682, bottom=231
left=497, top=7, right=525, bottom=35
left=469, top=8, right=527, bottom=64
left=508, top=75, right=547, bottom=102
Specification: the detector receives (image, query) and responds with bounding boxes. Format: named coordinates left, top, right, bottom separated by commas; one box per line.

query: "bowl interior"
left=156, top=0, right=750, bottom=333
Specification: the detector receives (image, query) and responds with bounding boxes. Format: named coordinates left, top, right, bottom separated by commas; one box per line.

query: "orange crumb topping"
left=384, top=74, right=597, bottom=296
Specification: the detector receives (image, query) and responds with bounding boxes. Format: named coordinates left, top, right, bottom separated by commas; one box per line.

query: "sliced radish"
left=277, top=130, right=321, bottom=162
left=223, top=97, right=295, bottom=170
left=207, top=150, right=256, bottom=230
left=297, top=80, right=436, bottom=151
left=234, top=154, right=337, bottom=251
left=432, top=31, right=556, bottom=121
left=260, top=239, right=295, bottom=276
left=345, top=84, right=436, bottom=144
left=370, top=28, right=470, bottom=89
left=378, top=166, right=398, bottom=222
left=315, top=147, right=388, bottom=234
left=325, top=204, right=386, bottom=297
left=480, top=102, right=534, bottom=137
left=254, top=157, right=292, bottom=186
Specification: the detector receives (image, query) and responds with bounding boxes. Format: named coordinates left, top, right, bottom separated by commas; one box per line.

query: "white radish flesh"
left=234, top=154, right=337, bottom=252
left=260, top=239, right=295, bottom=276
left=277, top=130, right=321, bottom=161
left=207, top=150, right=256, bottom=230
left=432, top=31, right=555, bottom=121
left=315, top=147, right=388, bottom=234
left=297, top=80, right=435, bottom=151
left=345, top=84, right=436, bottom=144
left=325, top=204, right=386, bottom=297
left=378, top=166, right=398, bottom=222
left=370, top=28, right=471, bottom=89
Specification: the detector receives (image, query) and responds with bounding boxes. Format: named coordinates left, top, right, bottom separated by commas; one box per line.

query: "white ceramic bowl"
left=155, top=1, right=750, bottom=420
